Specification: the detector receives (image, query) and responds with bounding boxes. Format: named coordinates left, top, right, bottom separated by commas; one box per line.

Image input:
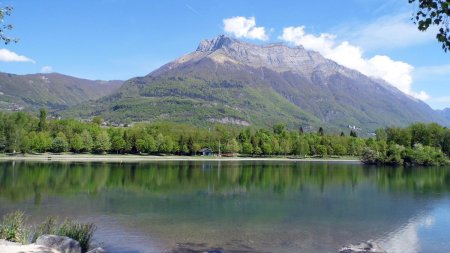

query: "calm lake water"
left=0, top=160, right=449, bottom=253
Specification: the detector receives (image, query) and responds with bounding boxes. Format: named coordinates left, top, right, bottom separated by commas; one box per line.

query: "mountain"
left=0, top=72, right=123, bottom=111
left=436, top=108, right=450, bottom=121
left=64, top=35, right=450, bottom=132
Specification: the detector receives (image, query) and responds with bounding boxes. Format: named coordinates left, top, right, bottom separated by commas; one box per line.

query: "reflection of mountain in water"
left=0, top=161, right=449, bottom=253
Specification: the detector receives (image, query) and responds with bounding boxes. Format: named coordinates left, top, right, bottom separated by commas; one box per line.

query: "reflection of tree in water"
left=1, top=161, right=449, bottom=253
left=0, top=161, right=449, bottom=204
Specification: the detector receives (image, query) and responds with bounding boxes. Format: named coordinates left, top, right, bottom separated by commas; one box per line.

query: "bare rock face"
left=338, top=241, right=387, bottom=253
left=196, top=34, right=330, bottom=75
left=36, top=235, right=81, bottom=253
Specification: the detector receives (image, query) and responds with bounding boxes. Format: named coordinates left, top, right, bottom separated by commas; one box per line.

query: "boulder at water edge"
left=339, top=241, right=387, bottom=253
left=36, top=234, right=81, bottom=253
left=0, top=239, right=21, bottom=246
left=86, top=247, right=106, bottom=253
left=0, top=238, right=60, bottom=253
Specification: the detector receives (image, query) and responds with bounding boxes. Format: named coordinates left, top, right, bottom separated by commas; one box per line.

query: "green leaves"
left=410, top=0, right=450, bottom=52
left=0, top=6, right=17, bottom=45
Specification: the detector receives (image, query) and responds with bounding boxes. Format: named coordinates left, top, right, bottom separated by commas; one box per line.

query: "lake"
left=0, top=160, right=449, bottom=253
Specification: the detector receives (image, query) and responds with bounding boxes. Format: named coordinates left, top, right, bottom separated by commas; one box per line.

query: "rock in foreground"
left=0, top=239, right=60, bottom=253
left=86, top=247, right=107, bottom=253
left=339, top=241, right=386, bottom=253
left=36, top=235, right=81, bottom=253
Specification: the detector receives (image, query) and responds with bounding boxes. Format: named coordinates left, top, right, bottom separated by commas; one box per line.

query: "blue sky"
left=0, top=0, right=449, bottom=109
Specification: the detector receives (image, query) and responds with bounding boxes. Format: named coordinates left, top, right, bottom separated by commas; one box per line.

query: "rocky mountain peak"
left=196, top=35, right=240, bottom=52
left=195, top=35, right=338, bottom=75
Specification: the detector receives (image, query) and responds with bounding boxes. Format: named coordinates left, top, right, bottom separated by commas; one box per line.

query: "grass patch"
left=0, top=211, right=96, bottom=253
left=0, top=211, right=30, bottom=244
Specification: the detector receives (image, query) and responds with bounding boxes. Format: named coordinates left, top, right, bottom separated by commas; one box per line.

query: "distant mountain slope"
left=436, top=108, right=450, bottom=121
left=64, top=35, right=449, bottom=132
left=0, top=72, right=123, bottom=111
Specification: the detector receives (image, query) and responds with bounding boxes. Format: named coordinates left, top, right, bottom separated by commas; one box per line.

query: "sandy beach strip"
left=0, top=153, right=361, bottom=163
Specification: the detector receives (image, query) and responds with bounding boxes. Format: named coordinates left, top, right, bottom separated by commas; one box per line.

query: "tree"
left=224, top=138, right=240, bottom=154
left=52, top=132, right=68, bottom=153
left=0, top=132, right=6, bottom=152
left=156, top=133, right=174, bottom=153
left=279, top=137, right=292, bottom=156
left=385, top=144, right=405, bottom=165
left=375, top=128, right=387, bottom=141
left=333, top=144, right=347, bottom=156
left=260, top=142, right=272, bottom=155
left=136, top=134, right=156, bottom=153
left=38, top=108, right=47, bottom=131
left=386, top=127, right=412, bottom=147
left=30, top=132, right=52, bottom=152
left=0, top=6, right=18, bottom=44
left=187, top=136, right=200, bottom=155
left=241, top=142, right=253, bottom=154
left=94, top=130, right=111, bottom=153
left=71, top=134, right=84, bottom=153
left=350, top=130, right=358, bottom=138
left=80, top=130, right=93, bottom=152
left=109, top=129, right=126, bottom=154
left=361, top=147, right=380, bottom=164
left=315, top=145, right=327, bottom=157
left=292, top=137, right=309, bottom=157
left=273, top=124, right=286, bottom=135
left=92, top=116, right=103, bottom=126
left=409, top=0, right=450, bottom=52
left=318, top=127, right=324, bottom=136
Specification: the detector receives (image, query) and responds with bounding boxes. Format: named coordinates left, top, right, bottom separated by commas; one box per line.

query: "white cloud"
left=223, top=16, right=268, bottom=41
left=279, top=26, right=429, bottom=100
left=0, top=48, right=35, bottom=63
left=381, top=215, right=435, bottom=253
left=41, top=66, right=53, bottom=73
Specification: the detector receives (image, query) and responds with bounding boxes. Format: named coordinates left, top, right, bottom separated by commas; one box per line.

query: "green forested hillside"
left=64, top=67, right=323, bottom=129
left=0, top=72, right=122, bottom=111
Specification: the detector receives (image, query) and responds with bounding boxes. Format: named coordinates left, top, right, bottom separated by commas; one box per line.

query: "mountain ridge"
left=0, top=72, right=123, bottom=111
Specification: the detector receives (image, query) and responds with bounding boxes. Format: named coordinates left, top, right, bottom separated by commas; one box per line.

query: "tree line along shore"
left=0, top=110, right=448, bottom=166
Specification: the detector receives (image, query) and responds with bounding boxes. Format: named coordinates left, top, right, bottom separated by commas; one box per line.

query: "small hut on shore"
left=199, top=148, right=214, bottom=156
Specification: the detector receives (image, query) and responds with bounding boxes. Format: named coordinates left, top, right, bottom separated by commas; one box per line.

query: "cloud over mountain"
left=279, top=26, right=429, bottom=100
left=223, top=16, right=268, bottom=41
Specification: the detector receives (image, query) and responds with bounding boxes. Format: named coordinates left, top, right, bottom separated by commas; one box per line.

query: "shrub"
left=52, top=137, right=68, bottom=153
left=385, top=144, right=405, bottom=165
left=33, top=217, right=96, bottom=253
left=361, top=147, right=379, bottom=164
left=57, top=219, right=96, bottom=253
left=407, top=144, right=449, bottom=166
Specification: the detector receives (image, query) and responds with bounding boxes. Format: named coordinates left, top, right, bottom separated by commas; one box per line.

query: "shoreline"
left=0, top=153, right=362, bottom=163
